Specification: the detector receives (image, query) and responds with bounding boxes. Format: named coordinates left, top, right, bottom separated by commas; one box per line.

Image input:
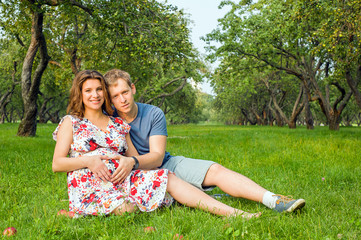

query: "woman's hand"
left=86, top=155, right=111, bottom=182
left=111, top=156, right=135, bottom=184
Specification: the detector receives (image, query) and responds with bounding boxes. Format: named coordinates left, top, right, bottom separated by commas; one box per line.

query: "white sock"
left=262, top=191, right=277, bottom=209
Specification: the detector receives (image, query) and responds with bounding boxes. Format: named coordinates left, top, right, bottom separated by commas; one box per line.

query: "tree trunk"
left=268, top=103, right=283, bottom=127
left=0, top=102, right=9, bottom=124
left=0, top=62, right=19, bottom=124
left=270, top=84, right=304, bottom=129
left=0, top=97, right=13, bottom=124
left=328, top=111, right=341, bottom=131
left=18, top=100, right=38, bottom=136
left=357, top=113, right=361, bottom=126
left=251, top=108, right=264, bottom=125
left=241, top=108, right=257, bottom=125
left=49, top=110, right=61, bottom=123
left=342, top=114, right=353, bottom=127
left=288, top=121, right=296, bottom=129
left=17, top=7, right=50, bottom=136
left=302, top=84, right=314, bottom=129
left=38, top=96, right=53, bottom=123
left=345, top=66, right=361, bottom=109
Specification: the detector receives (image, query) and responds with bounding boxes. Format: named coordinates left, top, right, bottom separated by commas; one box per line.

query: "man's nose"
left=119, top=95, right=126, bottom=102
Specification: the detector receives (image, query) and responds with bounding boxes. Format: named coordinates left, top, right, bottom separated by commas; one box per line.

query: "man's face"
left=108, top=78, right=136, bottom=115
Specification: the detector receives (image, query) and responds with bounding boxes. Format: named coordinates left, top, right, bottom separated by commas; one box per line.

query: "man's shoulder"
left=137, top=102, right=160, bottom=111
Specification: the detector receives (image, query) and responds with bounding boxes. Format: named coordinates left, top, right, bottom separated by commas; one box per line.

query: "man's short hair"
left=104, top=69, right=132, bottom=87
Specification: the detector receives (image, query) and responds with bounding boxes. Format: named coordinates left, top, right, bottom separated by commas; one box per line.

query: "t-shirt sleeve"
left=149, top=107, right=168, bottom=137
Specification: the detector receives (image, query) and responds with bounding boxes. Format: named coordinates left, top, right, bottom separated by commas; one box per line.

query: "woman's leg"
left=112, top=201, right=137, bottom=216
left=166, top=173, right=261, bottom=219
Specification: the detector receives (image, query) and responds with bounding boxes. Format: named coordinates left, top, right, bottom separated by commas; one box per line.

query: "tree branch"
left=145, top=77, right=187, bottom=104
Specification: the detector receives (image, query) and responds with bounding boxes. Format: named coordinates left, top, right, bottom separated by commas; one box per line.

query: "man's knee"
left=203, top=163, right=227, bottom=185
left=208, top=163, right=227, bottom=175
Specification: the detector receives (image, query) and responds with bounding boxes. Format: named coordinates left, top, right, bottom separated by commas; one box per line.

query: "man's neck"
left=117, top=103, right=138, bottom=123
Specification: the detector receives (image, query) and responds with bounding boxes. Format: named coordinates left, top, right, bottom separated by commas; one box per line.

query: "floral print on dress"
left=53, top=115, right=173, bottom=218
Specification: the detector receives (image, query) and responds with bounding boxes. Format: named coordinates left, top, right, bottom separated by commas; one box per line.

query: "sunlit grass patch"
left=0, top=123, right=360, bottom=239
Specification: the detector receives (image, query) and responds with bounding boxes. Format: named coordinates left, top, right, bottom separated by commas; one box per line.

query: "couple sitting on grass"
left=52, top=69, right=305, bottom=219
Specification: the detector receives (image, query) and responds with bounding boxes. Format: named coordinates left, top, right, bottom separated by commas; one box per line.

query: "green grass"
left=0, top=123, right=360, bottom=239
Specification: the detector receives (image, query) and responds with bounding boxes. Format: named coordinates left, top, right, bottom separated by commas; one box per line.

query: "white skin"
left=53, top=78, right=260, bottom=218
left=108, top=78, right=268, bottom=204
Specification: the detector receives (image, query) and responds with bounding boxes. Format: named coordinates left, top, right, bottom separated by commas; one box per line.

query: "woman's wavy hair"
left=67, top=70, right=114, bottom=117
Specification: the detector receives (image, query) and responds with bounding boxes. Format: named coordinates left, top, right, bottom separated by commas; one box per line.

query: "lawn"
left=0, top=123, right=360, bottom=239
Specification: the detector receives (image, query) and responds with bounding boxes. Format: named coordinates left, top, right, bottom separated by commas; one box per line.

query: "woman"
left=52, top=70, right=261, bottom=219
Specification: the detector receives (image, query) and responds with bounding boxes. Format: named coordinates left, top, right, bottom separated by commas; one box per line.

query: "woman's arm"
left=52, top=117, right=111, bottom=182
left=125, top=134, right=139, bottom=157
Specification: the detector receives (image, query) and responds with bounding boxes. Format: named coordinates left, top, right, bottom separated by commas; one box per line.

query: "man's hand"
left=86, top=155, right=111, bottom=182
left=111, top=156, right=135, bottom=184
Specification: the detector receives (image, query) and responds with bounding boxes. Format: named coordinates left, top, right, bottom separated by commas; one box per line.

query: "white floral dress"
left=53, top=115, right=173, bottom=217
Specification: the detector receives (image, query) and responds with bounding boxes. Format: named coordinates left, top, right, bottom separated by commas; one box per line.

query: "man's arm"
left=110, top=134, right=166, bottom=184
left=136, top=134, right=166, bottom=169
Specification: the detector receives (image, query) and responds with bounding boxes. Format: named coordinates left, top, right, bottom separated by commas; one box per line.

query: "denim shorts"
left=161, top=156, right=216, bottom=191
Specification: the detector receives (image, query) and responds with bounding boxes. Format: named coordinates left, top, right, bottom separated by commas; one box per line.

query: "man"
left=104, top=69, right=305, bottom=213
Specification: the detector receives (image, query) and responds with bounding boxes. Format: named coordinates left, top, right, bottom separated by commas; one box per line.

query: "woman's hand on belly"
left=86, top=155, right=112, bottom=182
left=110, top=156, right=135, bottom=184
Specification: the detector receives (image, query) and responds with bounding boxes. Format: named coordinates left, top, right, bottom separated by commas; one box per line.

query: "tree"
left=0, top=62, right=20, bottom=123
left=161, top=83, right=205, bottom=124
left=210, top=58, right=272, bottom=125
left=0, top=0, right=93, bottom=136
left=0, top=0, right=205, bottom=134
left=205, top=0, right=354, bottom=130
left=299, top=0, right=361, bottom=110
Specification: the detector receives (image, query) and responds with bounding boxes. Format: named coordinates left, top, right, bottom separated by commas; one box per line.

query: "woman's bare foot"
left=231, top=210, right=262, bottom=220
left=57, top=209, right=75, bottom=218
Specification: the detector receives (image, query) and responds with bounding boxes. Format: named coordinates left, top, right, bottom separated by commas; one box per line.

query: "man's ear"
left=131, top=83, right=136, bottom=95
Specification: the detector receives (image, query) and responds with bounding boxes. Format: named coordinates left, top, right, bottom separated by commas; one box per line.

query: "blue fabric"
left=113, top=103, right=171, bottom=165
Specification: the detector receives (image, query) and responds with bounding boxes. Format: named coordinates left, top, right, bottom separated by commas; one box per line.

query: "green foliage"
left=204, top=0, right=360, bottom=127
left=0, top=0, right=208, bottom=126
left=299, top=0, right=361, bottom=66
left=164, top=87, right=212, bottom=124
left=1, top=123, right=361, bottom=239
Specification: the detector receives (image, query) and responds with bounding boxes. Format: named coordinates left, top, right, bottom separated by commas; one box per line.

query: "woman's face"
left=81, top=78, right=104, bottom=111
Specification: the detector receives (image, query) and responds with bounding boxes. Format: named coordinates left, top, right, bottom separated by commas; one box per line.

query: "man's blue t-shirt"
left=114, top=102, right=171, bottom=166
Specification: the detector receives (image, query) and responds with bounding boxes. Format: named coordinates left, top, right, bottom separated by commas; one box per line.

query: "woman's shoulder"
left=56, top=115, right=84, bottom=130
left=53, top=115, right=74, bottom=141
left=109, top=116, right=131, bottom=132
left=60, top=114, right=83, bottom=122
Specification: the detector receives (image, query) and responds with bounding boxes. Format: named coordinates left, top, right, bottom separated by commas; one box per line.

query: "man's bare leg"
left=202, top=164, right=267, bottom=202
left=167, top=173, right=261, bottom=218
left=202, top=164, right=306, bottom=212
